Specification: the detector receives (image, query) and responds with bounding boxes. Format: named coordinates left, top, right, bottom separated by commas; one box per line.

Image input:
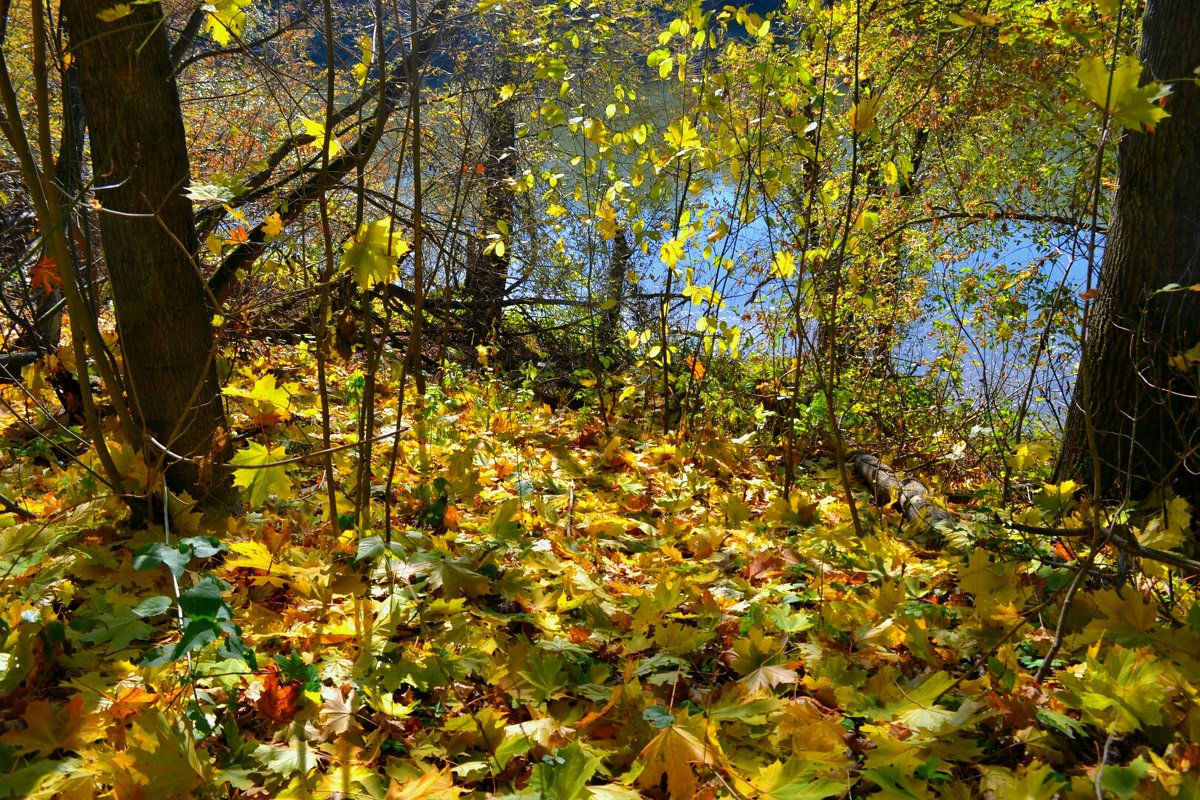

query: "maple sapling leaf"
left=341, top=218, right=410, bottom=290
left=299, top=116, right=343, bottom=158
left=1076, top=54, right=1171, bottom=131
left=223, top=374, right=293, bottom=427
left=205, top=0, right=251, bottom=46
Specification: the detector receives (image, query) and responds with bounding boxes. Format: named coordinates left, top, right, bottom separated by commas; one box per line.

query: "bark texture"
left=465, top=92, right=516, bottom=341
left=853, top=452, right=952, bottom=528
left=63, top=0, right=233, bottom=504
left=1059, top=0, right=1200, bottom=506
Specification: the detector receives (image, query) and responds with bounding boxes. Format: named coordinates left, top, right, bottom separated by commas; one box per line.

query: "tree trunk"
left=1058, top=0, right=1200, bottom=508
left=604, top=229, right=630, bottom=334
left=62, top=0, right=234, bottom=506
left=464, top=91, right=515, bottom=342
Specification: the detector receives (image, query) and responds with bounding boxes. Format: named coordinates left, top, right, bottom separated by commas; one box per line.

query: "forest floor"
left=1, top=344, right=1198, bottom=799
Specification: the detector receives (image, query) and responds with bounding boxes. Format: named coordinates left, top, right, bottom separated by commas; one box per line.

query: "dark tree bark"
left=62, top=0, right=234, bottom=505
left=464, top=90, right=516, bottom=342
left=1059, top=0, right=1200, bottom=508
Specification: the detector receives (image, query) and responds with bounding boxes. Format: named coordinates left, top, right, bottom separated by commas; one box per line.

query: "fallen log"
left=852, top=452, right=952, bottom=527
left=0, top=350, right=41, bottom=381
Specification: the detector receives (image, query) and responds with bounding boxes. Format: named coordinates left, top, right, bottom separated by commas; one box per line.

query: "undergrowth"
left=1, top=344, right=1197, bottom=799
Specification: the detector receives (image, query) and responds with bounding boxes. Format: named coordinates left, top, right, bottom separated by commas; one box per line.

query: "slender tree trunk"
left=1058, top=0, right=1200, bottom=509
left=62, top=0, right=234, bottom=505
left=464, top=90, right=515, bottom=342
left=604, top=229, right=631, bottom=334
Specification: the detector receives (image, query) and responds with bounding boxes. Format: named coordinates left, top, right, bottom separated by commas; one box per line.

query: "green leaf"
left=519, top=650, right=567, bottom=700
left=1100, top=757, right=1150, bottom=799
left=178, top=536, right=225, bottom=560
left=526, top=742, right=602, bottom=800
left=133, top=542, right=193, bottom=579
left=642, top=705, right=675, bottom=729
left=177, top=576, right=230, bottom=622
left=1076, top=54, right=1171, bottom=130
left=132, top=596, right=174, bottom=618
left=80, top=609, right=153, bottom=651
left=341, top=218, right=410, bottom=290
left=755, top=758, right=845, bottom=800
left=230, top=441, right=291, bottom=507
left=141, top=619, right=220, bottom=667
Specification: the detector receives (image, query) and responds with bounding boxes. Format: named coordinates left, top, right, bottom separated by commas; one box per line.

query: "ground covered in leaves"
left=2, top=348, right=1199, bottom=799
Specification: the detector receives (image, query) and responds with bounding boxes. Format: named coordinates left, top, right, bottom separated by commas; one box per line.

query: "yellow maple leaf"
left=263, top=212, right=284, bottom=237
left=341, top=218, right=410, bottom=290
left=96, top=4, right=133, bottom=22
left=205, top=0, right=250, bottom=46
left=299, top=116, right=343, bottom=158
left=223, top=374, right=293, bottom=426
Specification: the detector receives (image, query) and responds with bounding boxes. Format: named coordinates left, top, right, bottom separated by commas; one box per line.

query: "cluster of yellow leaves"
left=2, top=352, right=1200, bottom=800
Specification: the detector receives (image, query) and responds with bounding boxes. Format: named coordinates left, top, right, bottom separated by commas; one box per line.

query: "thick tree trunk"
left=1059, top=0, right=1200, bottom=508
left=63, top=0, right=234, bottom=505
left=1059, top=1, right=1200, bottom=505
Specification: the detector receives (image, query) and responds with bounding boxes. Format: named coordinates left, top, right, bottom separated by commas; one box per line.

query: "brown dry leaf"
left=320, top=685, right=356, bottom=737
left=637, top=712, right=721, bottom=798
left=387, top=765, right=462, bottom=799
left=248, top=665, right=302, bottom=723
left=1, top=695, right=105, bottom=758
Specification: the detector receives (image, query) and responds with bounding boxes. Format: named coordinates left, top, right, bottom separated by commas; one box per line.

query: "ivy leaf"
left=1076, top=54, right=1171, bottom=131
left=141, top=618, right=220, bottom=667
left=341, top=218, right=410, bottom=290
left=133, top=541, right=193, bottom=579
left=132, top=595, right=173, bottom=617
left=177, top=575, right=231, bottom=622
left=230, top=441, right=291, bottom=507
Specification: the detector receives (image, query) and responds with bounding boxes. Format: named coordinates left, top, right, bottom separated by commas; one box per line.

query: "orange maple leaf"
left=107, top=687, right=159, bottom=723
left=253, top=665, right=302, bottom=723
left=29, top=255, right=62, bottom=294
left=1, top=695, right=105, bottom=757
